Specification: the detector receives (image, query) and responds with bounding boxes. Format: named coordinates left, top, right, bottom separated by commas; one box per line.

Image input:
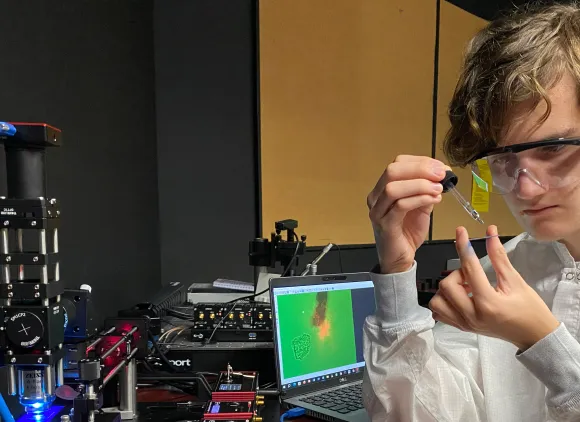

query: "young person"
left=363, top=3, right=580, bottom=421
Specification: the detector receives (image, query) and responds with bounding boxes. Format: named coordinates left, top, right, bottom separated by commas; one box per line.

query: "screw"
left=31, top=221, right=36, bottom=227
left=7, top=284, right=12, bottom=290
left=37, top=358, right=43, bottom=363
left=5, top=257, right=10, bottom=262
left=34, top=293, right=39, bottom=298
left=33, top=257, right=38, bottom=262
left=34, top=285, right=39, bottom=290
left=8, top=293, right=13, bottom=298
left=3, top=221, right=8, bottom=226
left=10, top=358, right=15, bottom=363
left=50, top=198, right=56, bottom=205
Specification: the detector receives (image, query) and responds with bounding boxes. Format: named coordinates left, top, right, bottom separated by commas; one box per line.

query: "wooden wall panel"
left=259, top=0, right=437, bottom=246
left=431, top=1, right=521, bottom=239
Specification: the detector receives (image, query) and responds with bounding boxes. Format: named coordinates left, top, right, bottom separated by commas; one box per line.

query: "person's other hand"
left=429, top=225, right=559, bottom=350
left=367, top=156, right=449, bottom=274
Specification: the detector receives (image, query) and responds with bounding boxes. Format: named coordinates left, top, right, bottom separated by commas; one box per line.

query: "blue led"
left=15, top=405, right=64, bottom=422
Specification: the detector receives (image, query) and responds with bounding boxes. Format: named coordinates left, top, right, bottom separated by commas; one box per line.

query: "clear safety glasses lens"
left=470, top=144, right=580, bottom=195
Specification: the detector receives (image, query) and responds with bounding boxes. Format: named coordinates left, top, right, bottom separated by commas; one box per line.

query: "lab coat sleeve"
left=516, top=322, right=580, bottom=421
left=362, top=261, right=486, bottom=422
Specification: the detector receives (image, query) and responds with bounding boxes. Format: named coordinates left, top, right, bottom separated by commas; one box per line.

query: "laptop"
left=270, top=273, right=375, bottom=422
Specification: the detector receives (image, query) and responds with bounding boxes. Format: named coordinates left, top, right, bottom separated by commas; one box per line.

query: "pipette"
left=440, top=170, right=485, bottom=224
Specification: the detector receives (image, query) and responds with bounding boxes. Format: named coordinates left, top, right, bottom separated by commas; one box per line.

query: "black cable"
left=228, top=240, right=301, bottom=303
left=335, top=243, right=344, bottom=273
left=203, top=300, right=240, bottom=344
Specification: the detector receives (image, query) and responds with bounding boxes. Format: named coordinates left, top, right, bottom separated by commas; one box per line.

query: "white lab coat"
left=362, top=233, right=580, bottom=422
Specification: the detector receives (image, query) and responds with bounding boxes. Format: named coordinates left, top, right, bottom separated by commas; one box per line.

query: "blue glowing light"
left=15, top=405, right=64, bottom=422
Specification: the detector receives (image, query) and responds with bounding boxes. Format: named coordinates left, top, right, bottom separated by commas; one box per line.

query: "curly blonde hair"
left=443, top=1, right=580, bottom=167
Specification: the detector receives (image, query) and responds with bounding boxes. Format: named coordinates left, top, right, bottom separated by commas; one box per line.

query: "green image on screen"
left=276, top=289, right=357, bottom=379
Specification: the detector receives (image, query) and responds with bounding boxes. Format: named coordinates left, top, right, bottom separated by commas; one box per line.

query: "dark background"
left=0, top=0, right=533, bottom=319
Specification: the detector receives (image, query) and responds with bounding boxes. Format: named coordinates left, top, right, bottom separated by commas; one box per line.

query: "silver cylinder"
left=119, top=344, right=137, bottom=417
left=1, top=228, right=8, bottom=254
left=7, top=365, right=17, bottom=396
left=17, top=229, right=24, bottom=280
left=44, top=365, right=54, bottom=396
left=56, top=358, right=64, bottom=387
left=39, top=229, right=46, bottom=254
left=2, top=228, right=10, bottom=287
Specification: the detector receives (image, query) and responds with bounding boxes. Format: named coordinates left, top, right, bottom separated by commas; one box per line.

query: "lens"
left=471, top=144, right=580, bottom=194
left=18, top=368, right=55, bottom=414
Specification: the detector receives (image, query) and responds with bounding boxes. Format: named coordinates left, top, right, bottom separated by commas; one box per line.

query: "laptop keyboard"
left=300, top=383, right=364, bottom=414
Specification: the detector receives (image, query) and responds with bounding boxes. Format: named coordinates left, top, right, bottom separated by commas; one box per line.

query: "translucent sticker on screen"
left=472, top=172, right=489, bottom=192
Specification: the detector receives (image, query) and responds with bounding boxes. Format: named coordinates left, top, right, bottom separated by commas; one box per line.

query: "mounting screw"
left=31, top=221, right=36, bottom=227
left=10, top=358, right=15, bottom=363
left=34, top=285, right=39, bottom=290
left=33, top=256, right=38, bottom=262
left=34, top=293, right=39, bottom=298
left=37, top=358, right=43, bottom=363
left=3, top=221, right=8, bottom=226
left=8, top=293, right=13, bottom=298
left=7, top=284, right=12, bottom=290
left=5, top=257, right=10, bottom=262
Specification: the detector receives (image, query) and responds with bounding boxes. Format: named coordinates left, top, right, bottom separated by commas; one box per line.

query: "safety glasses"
left=468, top=138, right=580, bottom=195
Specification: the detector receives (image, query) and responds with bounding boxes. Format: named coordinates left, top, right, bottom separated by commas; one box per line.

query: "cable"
left=335, top=243, right=344, bottom=273
left=228, top=240, right=302, bottom=303
left=204, top=300, right=240, bottom=344
left=148, top=329, right=188, bottom=374
left=280, top=407, right=305, bottom=422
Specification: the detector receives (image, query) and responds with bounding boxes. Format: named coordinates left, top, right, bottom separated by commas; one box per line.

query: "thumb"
left=486, top=225, right=521, bottom=287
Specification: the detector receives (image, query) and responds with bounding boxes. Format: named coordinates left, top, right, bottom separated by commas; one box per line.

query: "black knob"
left=5, top=311, right=44, bottom=348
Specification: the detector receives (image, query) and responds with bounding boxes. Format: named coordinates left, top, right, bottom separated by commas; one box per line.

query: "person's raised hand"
left=429, top=225, right=559, bottom=350
left=367, top=156, right=449, bottom=274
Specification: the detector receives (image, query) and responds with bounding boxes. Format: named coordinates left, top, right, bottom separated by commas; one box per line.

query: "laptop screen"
left=271, top=276, right=375, bottom=392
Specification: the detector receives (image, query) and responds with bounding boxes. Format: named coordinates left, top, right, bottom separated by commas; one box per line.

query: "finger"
left=454, top=226, right=495, bottom=298
left=432, top=312, right=465, bottom=331
left=368, top=158, right=449, bottom=208
left=380, top=194, right=442, bottom=226
left=429, top=292, right=468, bottom=329
left=437, top=270, right=476, bottom=319
left=485, top=225, right=518, bottom=282
left=369, top=180, right=443, bottom=221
